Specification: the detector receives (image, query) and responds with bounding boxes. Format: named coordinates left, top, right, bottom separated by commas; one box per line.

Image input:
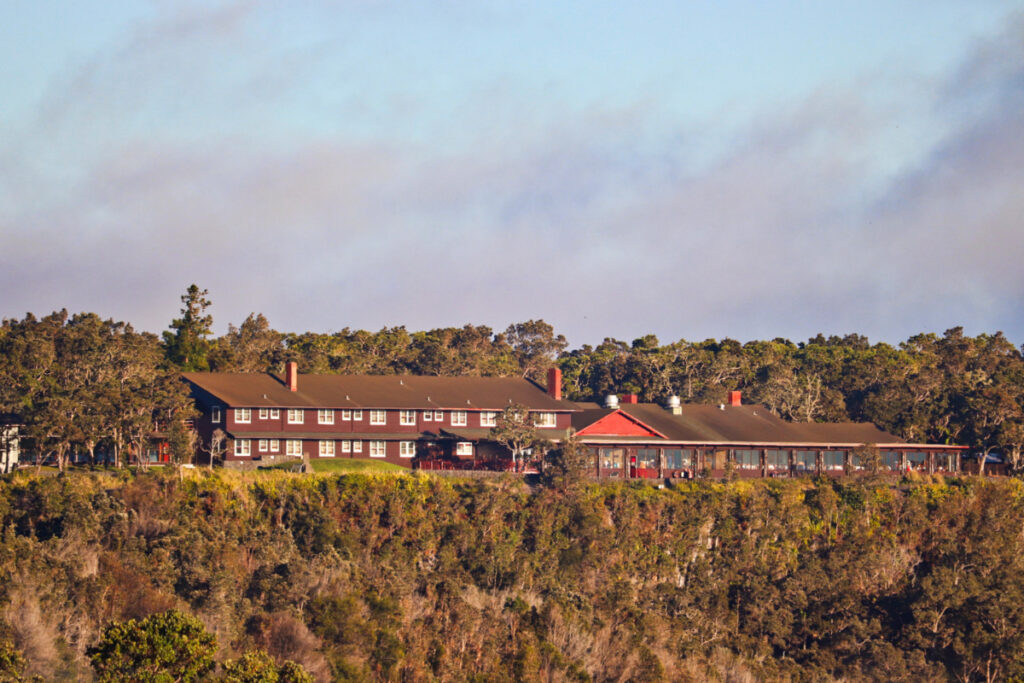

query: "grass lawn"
left=292, top=458, right=408, bottom=474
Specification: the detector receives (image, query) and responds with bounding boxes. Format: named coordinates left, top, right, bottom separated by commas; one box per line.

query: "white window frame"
left=235, top=408, right=251, bottom=424
left=400, top=410, right=416, bottom=426
left=319, top=440, right=335, bottom=457
left=211, top=407, right=221, bottom=424
left=258, top=439, right=268, bottom=453
left=534, top=412, right=557, bottom=428
left=369, top=440, right=386, bottom=458
left=456, top=442, right=473, bottom=456
left=269, top=439, right=279, bottom=452
left=480, top=411, right=497, bottom=427
left=318, top=409, right=335, bottom=425
left=423, top=411, right=433, bottom=422
left=259, top=408, right=269, bottom=420
left=369, top=410, right=386, bottom=425
left=451, top=410, right=467, bottom=426
left=341, top=409, right=352, bottom=421
left=234, top=439, right=251, bottom=457
left=270, top=408, right=280, bottom=419
left=341, top=440, right=351, bottom=454
left=352, top=409, right=363, bottom=421
left=352, top=440, right=363, bottom=453
left=287, top=409, right=304, bottom=424
left=399, top=441, right=416, bottom=458
left=286, top=439, right=302, bottom=457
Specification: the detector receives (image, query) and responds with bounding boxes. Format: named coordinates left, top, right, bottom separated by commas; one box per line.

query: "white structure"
left=0, top=424, right=19, bottom=473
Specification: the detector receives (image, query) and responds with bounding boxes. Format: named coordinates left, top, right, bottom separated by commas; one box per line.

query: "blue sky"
left=2, top=1, right=1023, bottom=347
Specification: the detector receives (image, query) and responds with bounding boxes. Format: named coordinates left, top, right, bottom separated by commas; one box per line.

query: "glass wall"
left=823, top=450, right=846, bottom=471
left=794, top=450, right=817, bottom=473
left=636, top=448, right=658, bottom=469
left=600, top=448, right=623, bottom=470
left=908, top=450, right=927, bottom=471
left=734, top=449, right=760, bottom=470
left=882, top=450, right=902, bottom=471
left=765, top=449, right=788, bottom=471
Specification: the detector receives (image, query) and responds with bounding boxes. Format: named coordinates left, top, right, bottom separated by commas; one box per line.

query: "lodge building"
left=183, top=364, right=966, bottom=476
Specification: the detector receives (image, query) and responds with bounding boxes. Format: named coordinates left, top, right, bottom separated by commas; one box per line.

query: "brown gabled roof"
left=571, top=402, right=913, bottom=447
left=183, top=372, right=574, bottom=411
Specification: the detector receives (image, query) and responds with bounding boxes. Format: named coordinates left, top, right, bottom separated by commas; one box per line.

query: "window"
left=352, top=410, right=363, bottom=421
left=399, top=441, right=416, bottom=458
left=269, top=439, right=279, bottom=452
left=795, top=450, right=817, bottom=472
left=370, top=410, right=386, bottom=425
left=765, top=449, right=788, bottom=470
left=400, top=410, right=416, bottom=426
left=823, top=450, right=846, bottom=471
left=211, top=407, right=221, bottom=423
left=341, top=440, right=351, bottom=453
left=319, top=440, right=335, bottom=457
left=456, top=442, right=473, bottom=456
left=433, top=410, right=443, bottom=422
left=235, top=408, right=251, bottom=424
left=286, top=440, right=302, bottom=457
left=369, top=440, right=386, bottom=458
left=533, top=412, right=556, bottom=427
left=480, top=411, right=497, bottom=427
left=908, top=451, right=927, bottom=470
left=882, top=450, right=902, bottom=471
left=259, top=408, right=269, bottom=420
left=341, top=410, right=352, bottom=421
left=352, top=440, right=363, bottom=453
left=636, top=448, right=658, bottom=469
left=734, top=449, right=760, bottom=470
left=423, top=411, right=432, bottom=422
left=258, top=439, right=268, bottom=453
left=451, top=411, right=467, bottom=426
left=270, top=408, right=279, bottom=419
left=318, top=409, right=334, bottom=425
left=234, top=439, right=251, bottom=457
left=600, top=448, right=623, bottom=469
left=287, top=409, right=304, bottom=424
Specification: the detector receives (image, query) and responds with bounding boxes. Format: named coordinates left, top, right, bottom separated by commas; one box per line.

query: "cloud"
left=2, top=5, right=1024, bottom=349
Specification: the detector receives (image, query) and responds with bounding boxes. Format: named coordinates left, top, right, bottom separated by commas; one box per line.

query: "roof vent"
left=604, top=394, right=619, bottom=409
left=719, top=404, right=725, bottom=410
left=666, top=395, right=682, bottom=416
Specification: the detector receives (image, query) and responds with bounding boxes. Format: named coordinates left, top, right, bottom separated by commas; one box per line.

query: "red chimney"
left=547, top=367, right=562, bottom=400
left=286, top=361, right=298, bottom=392
left=621, top=394, right=638, bottom=404
left=729, top=390, right=742, bottom=406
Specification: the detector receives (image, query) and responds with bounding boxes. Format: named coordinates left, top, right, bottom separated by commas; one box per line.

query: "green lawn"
left=307, top=458, right=409, bottom=474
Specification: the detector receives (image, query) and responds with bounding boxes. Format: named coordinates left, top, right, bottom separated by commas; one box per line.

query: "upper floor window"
left=287, top=409, right=304, bottom=424
left=451, top=411, right=467, bottom=426
left=480, top=411, right=497, bottom=427
left=399, top=410, right=416, bottom=426
left=259, top=408, right=269, bottom=420
left=433, top=410, right=443, bottom=422
left=369, top=410, right=386, bottom=425
left=270, top=408, right=280, bottom=419
left=211, top=407, right=221, bottom=423
left=352, top=410, right=363, bottom=421
left=533, top=412, right=556, bottom=427
left=235, top=408, right=251, bottom=424
left=423, top=411, right=433, bottom=422
left=341, top=410, right=351, bottom=421
left=318, top=409, right=334, bottom=425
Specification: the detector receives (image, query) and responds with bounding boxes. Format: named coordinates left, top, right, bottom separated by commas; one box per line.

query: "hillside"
left=0, top=470, right=1022, bottom=681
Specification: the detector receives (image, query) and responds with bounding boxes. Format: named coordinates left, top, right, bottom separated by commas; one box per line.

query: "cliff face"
left=1, top=470, right=1022, bottom=681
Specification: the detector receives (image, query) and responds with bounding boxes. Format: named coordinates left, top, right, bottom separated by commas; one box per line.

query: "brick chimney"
left=286, top=361, right=298, bottom=392
left=729, top=390, right=742, bottom=406
left=547, top=367, right=562, bottom=400
left=621, top=394, right=638, bottom=404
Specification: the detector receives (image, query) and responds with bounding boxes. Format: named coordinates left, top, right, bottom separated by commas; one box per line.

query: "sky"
left=2, top=1, right=1023, bottom=348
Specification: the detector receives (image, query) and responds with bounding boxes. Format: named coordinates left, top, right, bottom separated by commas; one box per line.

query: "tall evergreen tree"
left=163, top=285, right=213, bottom=371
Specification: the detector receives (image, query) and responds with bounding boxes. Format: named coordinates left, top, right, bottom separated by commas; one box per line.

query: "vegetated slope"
left=0, top=470, right=1022, bottom=681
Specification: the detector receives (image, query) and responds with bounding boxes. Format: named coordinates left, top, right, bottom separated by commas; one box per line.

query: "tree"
left=87, top=610, right=217, bottom=682
left=163, top=285, right=214, bottom=371
left=220, top=649, right=313, bottom=683
left=490, top=404, right=551, bottom=471
left=504, top=320, right=568, bottom=381
left=541, top=430, right=591, bottom=492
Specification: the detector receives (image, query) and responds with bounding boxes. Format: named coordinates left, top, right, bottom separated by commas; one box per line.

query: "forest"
left=2, top=284, right=1024, bottom=468
left=1, top=469, right=1023, bottom=681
